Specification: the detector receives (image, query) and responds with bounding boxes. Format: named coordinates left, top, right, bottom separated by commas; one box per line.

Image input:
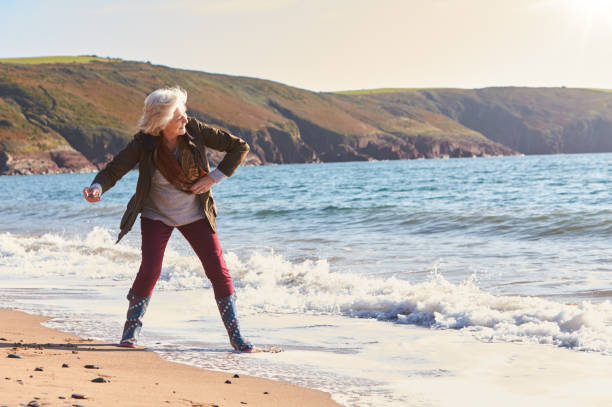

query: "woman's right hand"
left=82, top=186, right=101, bottom=203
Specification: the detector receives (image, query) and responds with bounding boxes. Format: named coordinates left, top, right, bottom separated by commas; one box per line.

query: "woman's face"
left=162, top=107, right=188, bottom=139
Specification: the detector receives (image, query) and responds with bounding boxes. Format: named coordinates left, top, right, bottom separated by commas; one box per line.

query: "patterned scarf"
left=156, top=137, right=207, bottom=193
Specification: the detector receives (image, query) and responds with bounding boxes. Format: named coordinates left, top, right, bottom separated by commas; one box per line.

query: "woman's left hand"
left=190, top=175, right=215, bottom=195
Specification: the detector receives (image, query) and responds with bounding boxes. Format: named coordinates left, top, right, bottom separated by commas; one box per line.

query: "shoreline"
left=0, top=308, right=342, bottom=407
left=0, top=151, right=531, bottom=177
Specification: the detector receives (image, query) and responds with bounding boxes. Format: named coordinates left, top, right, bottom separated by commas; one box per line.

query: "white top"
left=91, top=168, right=226, bottom=228
left=140, top=168, right=205, bottom=227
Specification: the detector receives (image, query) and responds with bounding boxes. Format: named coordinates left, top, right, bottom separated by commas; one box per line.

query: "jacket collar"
left=183, top=128, right=198, bottom=149
left=142, top=132, right=157, bottom=151
left=142, top=130, right=197, bottom=151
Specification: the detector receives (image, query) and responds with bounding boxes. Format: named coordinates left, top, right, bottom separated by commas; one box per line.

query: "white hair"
left=138, top=86, right=187, bottom=135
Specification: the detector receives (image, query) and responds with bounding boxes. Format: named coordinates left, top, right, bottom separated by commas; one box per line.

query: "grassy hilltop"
left=1, top=56, right=612, bottom=174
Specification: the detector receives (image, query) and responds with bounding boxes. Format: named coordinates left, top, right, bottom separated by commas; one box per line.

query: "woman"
left=83, top=86, right=255, bottom=352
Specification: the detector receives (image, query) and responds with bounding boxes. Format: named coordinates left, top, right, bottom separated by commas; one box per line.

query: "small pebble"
left=240, top=402, right=248, bottom=405
left=17, top=379, right=24, bottom=385
left=224, top=380, right=232, bottom=384
left=0, top=337, right=7, bottom=340
left=264, top=391, right=269, bottom=394
left=233, top=374, right=240, bottom=378
left=62, top=363, right=69, bottom=368
left=29, top=375, right=33, bottom=378
left=91, top=377, right=109, bottom=383
left=27, top=401, right=40, bottom=407
left=58, top=396, right=66, bottom=399
left=71, top=393, right=87, bottom=399
left=7, top=353, right=22, bottom=358
left=84, top=364, right=99, bottom=369
left=4, top=377, right=9, bottom=380
left=72, top=404, right=85, bottom=407
left=33, top=398, right=39, bottom=400
left=34, top=367, right=43, bottom=372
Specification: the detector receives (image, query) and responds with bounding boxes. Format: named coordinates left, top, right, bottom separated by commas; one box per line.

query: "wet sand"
left=0, top=309, right=342, bottom=407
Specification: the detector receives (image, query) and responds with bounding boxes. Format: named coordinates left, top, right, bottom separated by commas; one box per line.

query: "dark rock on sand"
left=7, top=353, right=22, bottom=358
left=34, top=367, right=43, bottom=372
left=233, top=374, right=240, bottom=378
left=27, top=401, right=40, bottom=407
left=62, top=363, right=69, bottom=368
left=84, top=364, right=99, bottom=369
left=71, top=393, right=87, bottom=399
left=224, top=380, right=232, bottom=384
left=91, top=377, right=109, bottom=383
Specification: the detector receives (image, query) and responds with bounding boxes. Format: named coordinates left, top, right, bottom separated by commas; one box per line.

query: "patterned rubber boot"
left=216, top=293, right=254, bottom=352
left=119, top=291, right=151, bottom=348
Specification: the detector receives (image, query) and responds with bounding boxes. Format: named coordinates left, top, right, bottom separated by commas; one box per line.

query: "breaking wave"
left=1, top=230, right=611, bottom=355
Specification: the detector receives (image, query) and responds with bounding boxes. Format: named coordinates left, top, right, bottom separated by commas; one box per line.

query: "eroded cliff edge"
left=2, top=59, right=611, bottom=175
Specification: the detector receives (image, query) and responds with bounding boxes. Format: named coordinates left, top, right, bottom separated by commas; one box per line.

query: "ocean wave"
left=230, top=254, right=612, bottom=355
left=1, top=231, right=611, bottom=354
left=401, top=209, right=612, bottom=240
left=0, top=230, right=209, bottom=290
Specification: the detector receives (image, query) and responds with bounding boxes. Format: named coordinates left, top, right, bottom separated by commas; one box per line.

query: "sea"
left=1, top=154, right=612, bottom=407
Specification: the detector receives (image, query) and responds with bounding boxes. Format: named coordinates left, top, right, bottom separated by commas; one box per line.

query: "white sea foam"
left=1, top=230, right=611, bottom=355
left=229, top=252, right=612, bottom=354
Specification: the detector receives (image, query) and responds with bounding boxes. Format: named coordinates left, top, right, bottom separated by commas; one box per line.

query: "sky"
left=2, top=0, right=612, bottom=92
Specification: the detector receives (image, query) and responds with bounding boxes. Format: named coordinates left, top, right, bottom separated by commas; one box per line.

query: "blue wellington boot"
left=216, top=293, right=255, bottom=352
left=119, top=291, right=151, bottom=348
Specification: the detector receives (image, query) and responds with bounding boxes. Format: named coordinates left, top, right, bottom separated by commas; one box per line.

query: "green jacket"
left=92, top=117, right=250, bottom=243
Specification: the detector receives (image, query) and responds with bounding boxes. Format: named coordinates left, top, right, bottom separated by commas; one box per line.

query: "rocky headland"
left=1, top=58, right=612, bottom=175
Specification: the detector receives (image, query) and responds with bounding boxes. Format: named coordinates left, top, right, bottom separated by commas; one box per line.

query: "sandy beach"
left=0, top=309, right=342, bottom=407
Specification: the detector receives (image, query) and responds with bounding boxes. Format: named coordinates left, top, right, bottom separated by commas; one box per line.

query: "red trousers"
left=130, top=217, right=234, bottom=299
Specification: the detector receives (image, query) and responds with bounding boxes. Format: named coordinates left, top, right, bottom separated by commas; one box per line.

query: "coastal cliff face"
left=418, top=88, right=612, bottom=155
left=0, top=149, right=96, bottom=175
left=1, top=58, right=612, bottom=175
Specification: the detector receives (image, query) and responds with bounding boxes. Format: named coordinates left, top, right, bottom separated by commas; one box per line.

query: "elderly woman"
left=82, top=86, right=255, bottom=352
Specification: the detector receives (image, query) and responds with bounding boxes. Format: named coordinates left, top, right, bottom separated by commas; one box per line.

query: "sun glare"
left=565, top=0, right=612, bottom=17
left=534, top=0, right=612, bottom=20
left=533, top=0, right=612, bottom=35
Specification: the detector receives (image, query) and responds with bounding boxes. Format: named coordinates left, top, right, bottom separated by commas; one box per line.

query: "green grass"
left=0, top=55, right=120, bottom=64
left=333, top=88, right=424, bottom=95
left=585, top=88, right=612, bottom=93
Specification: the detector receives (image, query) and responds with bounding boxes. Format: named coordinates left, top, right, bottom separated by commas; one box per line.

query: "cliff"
left=1, top=57, right=611, bottom=175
